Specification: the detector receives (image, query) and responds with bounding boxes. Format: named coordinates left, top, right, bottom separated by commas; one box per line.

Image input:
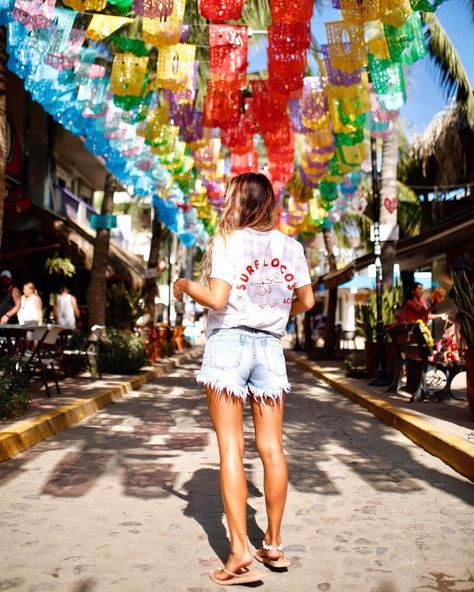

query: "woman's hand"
left=173, top=278, right=188, bottom=301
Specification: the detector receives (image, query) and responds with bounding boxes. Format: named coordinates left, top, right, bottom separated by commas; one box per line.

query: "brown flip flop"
left=209, top=566, right=265, bottom=586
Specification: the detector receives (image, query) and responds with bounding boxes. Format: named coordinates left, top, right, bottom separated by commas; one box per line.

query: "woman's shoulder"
left=274, top=231, right=304, bottom=250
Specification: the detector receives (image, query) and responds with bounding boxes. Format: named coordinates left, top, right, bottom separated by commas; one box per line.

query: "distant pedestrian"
left=54, top=287, right=80, bottom=329
left=173, top=173, right=314, bottom=586
left=18, top=282, right=43, bottom=326
left=0, top=270, right=21, bottom=324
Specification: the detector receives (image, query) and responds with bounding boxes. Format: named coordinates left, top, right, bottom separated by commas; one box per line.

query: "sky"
left=247, top=0, right=474, bottom=138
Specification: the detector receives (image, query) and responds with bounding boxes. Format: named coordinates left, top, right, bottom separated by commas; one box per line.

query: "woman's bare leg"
left=207, top=388, right=253, bottom=579
left=250, top=395, right=288, bottom=560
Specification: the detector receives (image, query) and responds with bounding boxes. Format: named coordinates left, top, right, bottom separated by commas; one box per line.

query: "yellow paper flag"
left=86, top=15, right=133, bottom=41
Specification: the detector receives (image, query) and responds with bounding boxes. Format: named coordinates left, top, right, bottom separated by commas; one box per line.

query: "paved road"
left=1, top=353, right=473, bottom=592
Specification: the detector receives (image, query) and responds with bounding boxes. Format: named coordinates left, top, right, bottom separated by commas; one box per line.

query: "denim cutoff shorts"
left=195, top=326, right=290, bottom=403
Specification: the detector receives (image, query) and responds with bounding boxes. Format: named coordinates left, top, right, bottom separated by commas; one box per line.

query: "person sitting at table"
left=0, top=270, right=21, bottom=324
left=54, top=286, right=80, bottom=329
left=18, top=282, right=43, bottom=326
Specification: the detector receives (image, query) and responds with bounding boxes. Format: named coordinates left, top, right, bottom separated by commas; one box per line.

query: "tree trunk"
left=380, top=120, right=399, bottom=288
left=144, top=207, right=162, bottom=322
left=0, top=27, right=7, bottom=256
left=86, top=172, right=116, bottom=328
left=322, top=227, right=338, bottom=358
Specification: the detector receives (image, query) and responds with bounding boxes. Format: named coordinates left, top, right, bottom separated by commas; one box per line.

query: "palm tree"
left=322, top=226, right=338, bottom=356
left=144, top=207, right=162, bottom=321
left=86, top=172, right=118, bottom=328
left=411, top=102, right=473, bottom=189
left=0, top=26, right=6, bottom=256
left=380, top=119, right=399, bottom=288
left=423, top=11, right=474, bottom=128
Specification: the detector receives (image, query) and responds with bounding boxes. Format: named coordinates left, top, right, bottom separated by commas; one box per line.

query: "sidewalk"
left=0, top=347, right=200, bottom=462
left=1, top=346, right=473, bottom=482
left=286, top=350, right=474, bottom=481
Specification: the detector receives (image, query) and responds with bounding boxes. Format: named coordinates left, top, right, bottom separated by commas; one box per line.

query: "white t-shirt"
left=56, top=293, right=76, bottom=329
left=206, top=228, right=312, bottom=337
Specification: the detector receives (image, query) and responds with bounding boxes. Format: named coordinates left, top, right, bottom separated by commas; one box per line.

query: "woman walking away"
left=173, top=173, right=315, bottom=586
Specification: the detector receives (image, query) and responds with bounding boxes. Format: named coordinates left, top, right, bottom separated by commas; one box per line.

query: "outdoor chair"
left=61, top=325, right=105, bottom=380
left=20, top=324, right=64, bottom=397
left=341, top=330, right=356, bottom=350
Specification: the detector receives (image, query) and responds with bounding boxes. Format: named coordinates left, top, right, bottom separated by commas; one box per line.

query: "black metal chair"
left=20, top=325, right=64, bottom=397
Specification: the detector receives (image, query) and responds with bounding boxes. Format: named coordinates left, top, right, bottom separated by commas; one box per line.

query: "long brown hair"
left=201, top=173, right=276, bottom=283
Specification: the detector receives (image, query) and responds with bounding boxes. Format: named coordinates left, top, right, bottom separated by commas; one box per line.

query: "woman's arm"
left=71, top=295, right=81, bottom=319
left=35, top=295, right=43, bottom=324
left=290, top=284, right=315, bottom=316
left=173, top=278, right=231, bottom=311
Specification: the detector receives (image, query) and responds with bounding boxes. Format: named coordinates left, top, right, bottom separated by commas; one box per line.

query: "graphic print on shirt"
left=250, top=272, right=285, bottom=307
left=236, top=256, right=295, bottom=309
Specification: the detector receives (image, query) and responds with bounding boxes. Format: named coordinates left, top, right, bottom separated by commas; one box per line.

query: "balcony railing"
left=52, top=184, right=97, bottom=228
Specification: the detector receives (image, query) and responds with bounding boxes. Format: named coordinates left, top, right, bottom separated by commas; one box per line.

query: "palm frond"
left=423, top=12, right=474, bottom=127
left=459, top=0, right=474, bottom=20
left=395, top=181, right=421, bottom=237
left=333, top=212, right=372, bottom=250
left=241, top=0, right=271, bottom=44
left=412, top=103, right=468, bottom=184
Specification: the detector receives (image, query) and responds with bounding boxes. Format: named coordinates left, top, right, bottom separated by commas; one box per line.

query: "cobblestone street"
left=1, top=353, right=473, bottom=592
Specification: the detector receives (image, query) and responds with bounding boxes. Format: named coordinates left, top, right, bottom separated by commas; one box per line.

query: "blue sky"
left=248, top=0, right=474, bottom=138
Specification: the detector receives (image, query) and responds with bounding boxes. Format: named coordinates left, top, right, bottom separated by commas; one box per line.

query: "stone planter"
left=465, top=348, right=474, bottom=417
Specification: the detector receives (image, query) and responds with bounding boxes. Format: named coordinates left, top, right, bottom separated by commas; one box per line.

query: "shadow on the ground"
left=0, top=355, right=473, bottom=511
left=163, top=467, right=265, bottom=562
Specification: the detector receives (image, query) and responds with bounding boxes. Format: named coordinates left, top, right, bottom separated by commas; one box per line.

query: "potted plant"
left=355, top=284, right=403, bottom=381
left=450, top=270, right=474, bottom=415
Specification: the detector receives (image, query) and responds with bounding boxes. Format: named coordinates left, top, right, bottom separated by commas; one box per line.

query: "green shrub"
left=355, top=283, right=404, bottom=342
left=342, top=352, right=367, bottom=378
left=98, top=329, right=147, bottom=374
left=0, top=356, right=30, bottom=419
left=106, top=283, right=144, bottom=330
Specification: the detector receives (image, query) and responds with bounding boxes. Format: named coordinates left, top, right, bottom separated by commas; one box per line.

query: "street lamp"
left=369, top=134, right=390, bottom=386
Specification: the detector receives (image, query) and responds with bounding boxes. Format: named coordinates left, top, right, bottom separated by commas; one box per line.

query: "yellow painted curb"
left=286, top=351, right=474, bottom=482
left=0, top=349, right=199, bottom=462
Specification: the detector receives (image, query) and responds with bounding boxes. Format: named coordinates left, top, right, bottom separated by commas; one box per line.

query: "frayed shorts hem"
left=195, top=371, right=290, bottom=403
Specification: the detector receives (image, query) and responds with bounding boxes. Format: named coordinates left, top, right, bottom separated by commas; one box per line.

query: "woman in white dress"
left=18, top=282, right=43, bottom=326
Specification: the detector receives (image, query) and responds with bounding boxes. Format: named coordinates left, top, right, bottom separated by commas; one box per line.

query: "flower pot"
left=464, top=349, right=474, bottom=417
left=365, top=340, right=396, bottom=382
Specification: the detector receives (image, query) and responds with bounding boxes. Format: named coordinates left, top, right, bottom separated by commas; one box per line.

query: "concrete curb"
left=0, top=348, right=200, bottom=463
left=286, top=351, right=474, bottom=482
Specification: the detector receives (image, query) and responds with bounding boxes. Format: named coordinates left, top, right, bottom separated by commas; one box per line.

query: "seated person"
left=396, top=283, right=449, bottom=325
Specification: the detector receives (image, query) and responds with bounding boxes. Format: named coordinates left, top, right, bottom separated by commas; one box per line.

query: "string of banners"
left=1, top=0, right=445, bottom=240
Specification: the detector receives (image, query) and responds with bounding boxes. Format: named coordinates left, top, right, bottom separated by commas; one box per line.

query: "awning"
left=319, top=205, right=474, bottom=289
left=322, top=262, right=354, bottom=289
